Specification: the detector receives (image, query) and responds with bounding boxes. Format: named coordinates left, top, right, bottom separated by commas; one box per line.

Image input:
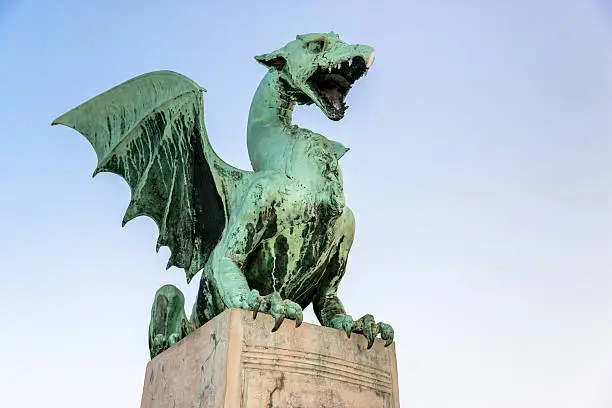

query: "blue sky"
left=1, top=1, right=610, bottom=407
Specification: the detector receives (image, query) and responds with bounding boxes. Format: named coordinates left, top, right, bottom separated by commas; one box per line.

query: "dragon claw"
left=243, top=291, right=303, bottom=332
left=150, top=331, right=184, bottom=357
left=343, top=316, right=353, bottom=338
left=272, top=316, right=285, bottom=332
left=328, top=314, right=353, bottom=339
left=377, top=322, right=395, bottom=347
left=329, top=313, right=394, bottom=349
left=167, top=333, right=181, bottom=346
left=151, top=333, right=166, bottom=357
left=295, top=310, right=303, bottom=327
left=355, top=314, right=378, bottom=349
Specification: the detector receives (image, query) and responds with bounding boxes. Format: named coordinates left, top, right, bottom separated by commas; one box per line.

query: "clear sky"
left=1, top=0, right=611, bottom=407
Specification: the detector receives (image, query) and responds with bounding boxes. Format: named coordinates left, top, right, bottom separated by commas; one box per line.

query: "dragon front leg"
left=207, top=256, right=304, bottom=330
left=313, top=210, right=394, bottom=349
left=200, top=179, right=303, bottom=330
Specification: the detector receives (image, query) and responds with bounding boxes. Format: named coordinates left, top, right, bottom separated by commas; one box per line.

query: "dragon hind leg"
left=148, top=284, right=196, bottom=358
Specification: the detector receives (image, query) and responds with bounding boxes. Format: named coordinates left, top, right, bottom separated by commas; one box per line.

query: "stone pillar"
left=140, top=308, right=400, bottom=407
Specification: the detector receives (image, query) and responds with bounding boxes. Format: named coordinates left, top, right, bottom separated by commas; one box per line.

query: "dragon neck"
left=246, top=70, right=297, bottom=172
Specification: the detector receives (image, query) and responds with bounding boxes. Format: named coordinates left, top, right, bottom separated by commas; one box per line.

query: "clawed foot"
left=150, top=332, right=180, bottom=358
left=150, top=317, right=196, bottom=358
left=330, top=313, right=394, bottom=349
left=243, top=290, right=303, bottom=332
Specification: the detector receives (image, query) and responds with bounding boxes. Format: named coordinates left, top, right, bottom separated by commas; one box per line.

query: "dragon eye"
left=306, top=40, right=325, bottom=53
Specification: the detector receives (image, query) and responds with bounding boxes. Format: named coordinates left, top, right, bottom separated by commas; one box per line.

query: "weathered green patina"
left=52, top=33, right=394, bottom=358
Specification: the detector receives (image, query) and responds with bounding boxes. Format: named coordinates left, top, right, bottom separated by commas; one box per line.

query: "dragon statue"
left=52, top=32, right=394, bottom=358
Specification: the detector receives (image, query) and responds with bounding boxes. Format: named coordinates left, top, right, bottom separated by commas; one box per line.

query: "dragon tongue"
left=321, top=86, right=343, bottom=104
left=321, top=73, right=351, bottom=91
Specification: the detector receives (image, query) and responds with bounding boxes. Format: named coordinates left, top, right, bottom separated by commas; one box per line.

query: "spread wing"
left=52, top=71, right=252, bottom=282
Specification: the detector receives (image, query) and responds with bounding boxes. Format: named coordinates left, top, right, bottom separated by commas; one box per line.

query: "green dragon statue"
left=52, top=32, right=394, bottom=358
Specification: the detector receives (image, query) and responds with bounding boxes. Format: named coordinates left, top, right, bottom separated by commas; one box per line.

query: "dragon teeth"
left=366, top=51, right=375, bottom=68
left=348, top=58, right=352, bottom=67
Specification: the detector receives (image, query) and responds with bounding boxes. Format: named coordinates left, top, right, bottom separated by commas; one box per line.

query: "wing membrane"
left=53, top=71, right=249, bottom=282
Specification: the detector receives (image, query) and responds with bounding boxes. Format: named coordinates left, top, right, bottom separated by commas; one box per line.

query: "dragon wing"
left=52, top=70, right=252, bottom=282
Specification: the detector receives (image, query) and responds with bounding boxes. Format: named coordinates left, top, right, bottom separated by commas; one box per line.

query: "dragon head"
left=255, top=32, right=375, bottom=121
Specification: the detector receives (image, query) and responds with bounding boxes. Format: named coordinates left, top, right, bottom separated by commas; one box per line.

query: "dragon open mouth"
left=307, top=56, right=368, bottom=120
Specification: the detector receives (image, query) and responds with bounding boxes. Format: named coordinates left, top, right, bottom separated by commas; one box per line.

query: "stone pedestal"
left=140, top=308, right=400, bottom=407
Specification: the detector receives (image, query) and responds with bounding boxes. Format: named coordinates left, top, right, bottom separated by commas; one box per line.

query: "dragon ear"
left=254, top=52, right=287, bottom=70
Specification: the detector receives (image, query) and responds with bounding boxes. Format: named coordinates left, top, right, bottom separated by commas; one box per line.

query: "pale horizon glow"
left=0, top=1, right=611, bottom=407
